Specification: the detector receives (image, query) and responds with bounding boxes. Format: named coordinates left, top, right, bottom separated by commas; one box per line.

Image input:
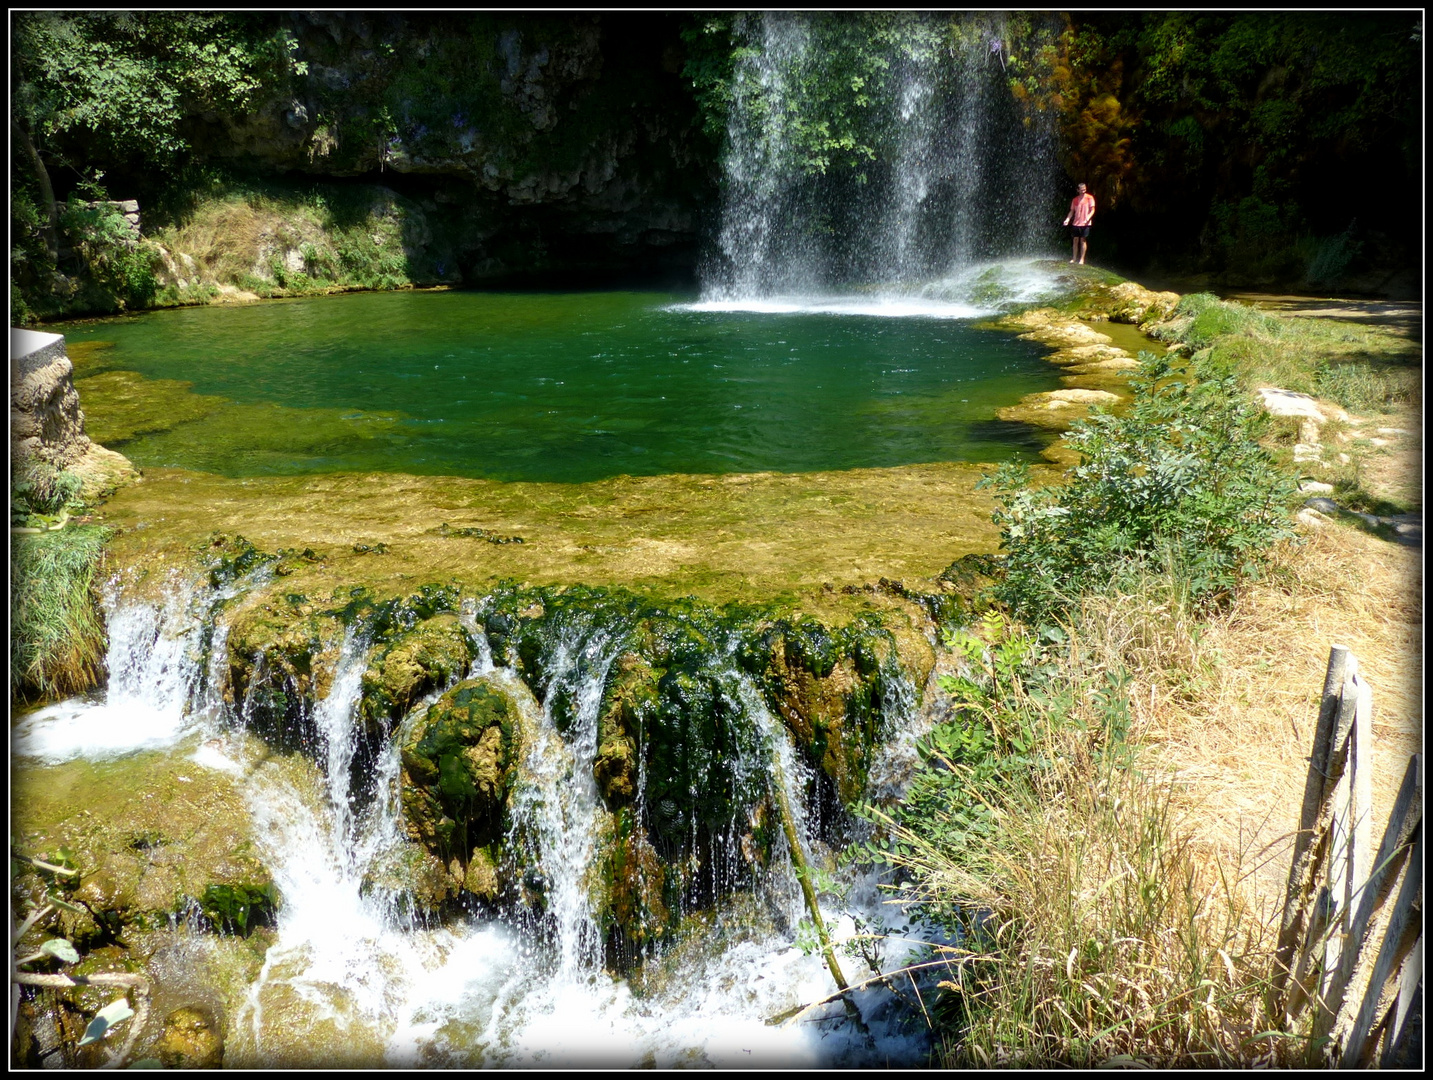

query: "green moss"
left=400, top=679, right=522, bottom=866
left=198, top=882, right=278, bottom=935
left=10, top=741, right=276, bottom=947
left=359, top=612, right=475, bottom=732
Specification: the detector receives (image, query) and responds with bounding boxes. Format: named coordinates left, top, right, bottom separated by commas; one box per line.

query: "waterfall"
left=11, top=563, right=270, bottom=764
left=16, top=575, right=949, bottom=1065
left=505, top=621, right=620, bottom=983
left=704, top=11, right=1059, bottom=302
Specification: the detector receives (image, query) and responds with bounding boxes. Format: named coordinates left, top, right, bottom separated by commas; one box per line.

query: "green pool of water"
left=56, top=289, right=1064, bottom=483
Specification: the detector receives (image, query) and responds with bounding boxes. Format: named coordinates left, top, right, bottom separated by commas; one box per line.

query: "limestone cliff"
left=180, top=12, right=712, bottom=284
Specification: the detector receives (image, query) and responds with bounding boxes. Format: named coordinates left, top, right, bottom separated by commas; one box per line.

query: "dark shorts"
left=1070, top=224, right=1091, bottom=238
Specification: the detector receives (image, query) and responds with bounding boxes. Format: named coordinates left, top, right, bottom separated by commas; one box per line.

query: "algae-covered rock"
left=594, top=807, right=671, bottom=971
left=224, top=591, right=346, bottom=750
left=739, top=615, right=914, bottom=805
left=1103, top=281, right=1181, bottom=327
left=593, top=652, right=658, bottom=807
left=362, top=838, right=460, bottom=911
left=155, top=1005, right=224, bottom=1068
left=400, top=679, right=523, bottom=869
left=359, top=611, right=476, bottom=731
left=11, top=747, right=276, bottom=947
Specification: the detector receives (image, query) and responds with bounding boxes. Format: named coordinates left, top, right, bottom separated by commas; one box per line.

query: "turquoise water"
left=57, top=288, right=1063, bottom=483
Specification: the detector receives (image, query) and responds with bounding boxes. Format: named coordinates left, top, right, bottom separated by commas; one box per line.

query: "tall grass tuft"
left=873, top=615, right=1292, bottom=1067
left=10, top=525, right=114, bottom=704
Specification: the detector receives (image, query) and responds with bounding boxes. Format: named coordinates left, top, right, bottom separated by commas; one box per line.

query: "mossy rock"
left=399, top=679, right=523, bottom=869
left=11, top=747, right=276, bottom=948
left=200, top=532, right=276, bottom=590
left=593, top=652, right=658, bottom=807
left=359, top=611, right=476, bottom=732
left=362, top=837, right=461, bottom=912
left=13, top=946, right=144, bottom=1068
left=594, top=807, right=670, bottom=970
left=740, top=616, right=908, bottom=805
left=224, top=592, right=346, bottom=751
left=154, top=1004, right=224, bottom=1068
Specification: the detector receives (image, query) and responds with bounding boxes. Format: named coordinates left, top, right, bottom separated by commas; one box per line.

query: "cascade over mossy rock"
left=359, top=611, right=476, bottom=732
left=224, top=593, right=347, bottom=751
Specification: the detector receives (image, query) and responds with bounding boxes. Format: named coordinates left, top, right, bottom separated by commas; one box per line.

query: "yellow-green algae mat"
left=94, top=461, right=1028, bottom=611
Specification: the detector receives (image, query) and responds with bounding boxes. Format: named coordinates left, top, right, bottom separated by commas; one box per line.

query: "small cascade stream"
left=13, top=568, right=947, bottom=1066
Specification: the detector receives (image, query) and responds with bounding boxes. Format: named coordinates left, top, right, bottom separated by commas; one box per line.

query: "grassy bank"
left=12, top=174, right=456, bottom=323
left=867, top=292, right=1420, bottom=1066
left=10, top=462, right=117, bottom=705
left=10, top=524, right=114, bottom=706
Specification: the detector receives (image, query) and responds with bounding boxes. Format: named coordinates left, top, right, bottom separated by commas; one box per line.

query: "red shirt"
left=1068, top=192, right=1095, bottom=227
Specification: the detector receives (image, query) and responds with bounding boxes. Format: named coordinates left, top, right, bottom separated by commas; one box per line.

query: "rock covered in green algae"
left=223, top=577, right=473, bottom=752
left=739, top=615, right=917, bottom=805
left=474, top=582, right=937, bottom=969
left=224, top=592, right=346, bottom=749
left=11, top=749, right=276, bottom=947
left=593, top=806, right=671, bottom=970
left=399, top=679, right=524, bottom=885
left=154, top=1004, right=224, bottom=1068
left=592, top=652, right=657, bottom=806
left=359, top=611, right=476, bottom=733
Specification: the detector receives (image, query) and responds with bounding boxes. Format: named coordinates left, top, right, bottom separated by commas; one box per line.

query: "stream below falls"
left=13, top=563, right=956, bottom=1067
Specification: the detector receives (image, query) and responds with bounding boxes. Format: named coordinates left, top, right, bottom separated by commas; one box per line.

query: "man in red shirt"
left=1063, top=182, right=1096, bottom=265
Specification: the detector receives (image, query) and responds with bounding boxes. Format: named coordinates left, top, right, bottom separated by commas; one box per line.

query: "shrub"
left=981, top=352, right=1298, bottom=623
left=58, top=193, right=160, bottom=313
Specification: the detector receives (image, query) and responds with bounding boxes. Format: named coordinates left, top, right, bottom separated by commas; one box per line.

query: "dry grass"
left=900, top=511, right=1420, bottom=1066
left=889, top=689, right=1289, bottom=1067
left=1085, top=522, right=1422, bottom=938
left=152, top=194, right=327, bottom=284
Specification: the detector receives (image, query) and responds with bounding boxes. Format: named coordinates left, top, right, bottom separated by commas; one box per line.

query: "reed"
left=10, top=525, right=114, bottom=705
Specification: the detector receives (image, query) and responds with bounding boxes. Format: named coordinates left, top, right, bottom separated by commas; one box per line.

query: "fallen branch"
left=11, top=971, right=151, bottom=1069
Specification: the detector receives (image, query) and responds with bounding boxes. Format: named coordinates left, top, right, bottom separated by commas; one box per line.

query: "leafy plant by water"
left=981, top=351, right=1298, bottom=623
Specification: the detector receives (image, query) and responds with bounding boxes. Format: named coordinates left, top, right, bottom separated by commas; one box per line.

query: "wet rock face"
left=155, top=1005, right=224, bottom=1068
left=741, top=617, right=910, bottom=806
left=359, top=612, right=476, bottom=733
left=399, top=679, right=523, bottom=874
left=225, top=595, right=346, bottom=752
left=592, top=652, right=656, bottom=806
left=189, top=12, right=709, bottom=282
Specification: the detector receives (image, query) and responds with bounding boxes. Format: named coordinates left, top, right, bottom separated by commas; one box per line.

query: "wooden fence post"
left=1335, top=755, right=1423, bottom=1067
left=1273, top=648, right=1423, bottom=1069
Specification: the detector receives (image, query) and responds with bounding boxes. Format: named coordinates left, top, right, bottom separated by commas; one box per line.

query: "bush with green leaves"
left=853, top=612, right=1133, bottom=894
left=981, top=352, right=1298, bottom=624
left=58, top=192, right=161, bottom=313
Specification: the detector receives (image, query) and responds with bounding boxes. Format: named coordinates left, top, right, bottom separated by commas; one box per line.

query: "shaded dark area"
left=10, top=9, right=1424, bottom=321
left=1052, top=11, right=1422, bottom=294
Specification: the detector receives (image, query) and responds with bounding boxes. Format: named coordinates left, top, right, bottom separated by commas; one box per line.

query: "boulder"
left=399, top=679, right=524, bottom=872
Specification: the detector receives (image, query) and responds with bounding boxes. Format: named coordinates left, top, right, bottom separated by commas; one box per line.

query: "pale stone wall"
left=11, top=327, right=138, bottom=499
